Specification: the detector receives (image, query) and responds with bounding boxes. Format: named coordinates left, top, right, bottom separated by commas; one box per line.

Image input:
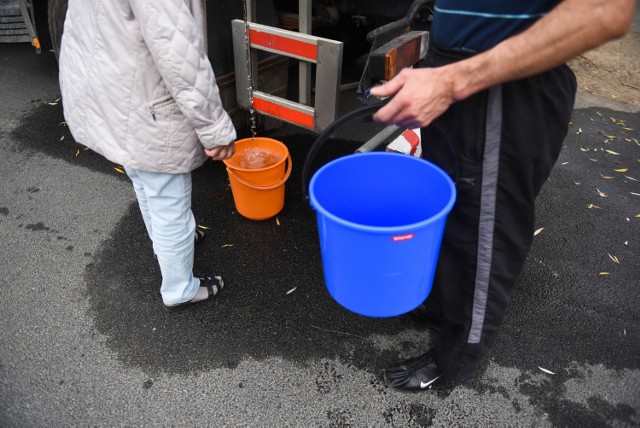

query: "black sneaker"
left=384, top=350, right=441, bottom=391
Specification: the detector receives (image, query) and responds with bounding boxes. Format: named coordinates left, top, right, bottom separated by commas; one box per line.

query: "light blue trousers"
left=125, top=166, right=200, bottom=305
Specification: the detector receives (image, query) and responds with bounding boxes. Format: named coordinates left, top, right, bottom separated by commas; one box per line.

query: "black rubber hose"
left=366, top=0, right=432, bottom=43
left=301, top=101, right=388, bottom=201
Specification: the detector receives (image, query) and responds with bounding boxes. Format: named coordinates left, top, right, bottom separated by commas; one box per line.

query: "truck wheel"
left=47, top=0, right=68, bottom=59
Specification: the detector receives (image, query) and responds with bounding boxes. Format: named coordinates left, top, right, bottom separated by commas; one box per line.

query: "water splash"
left=228, top=148, right=282, bottom=169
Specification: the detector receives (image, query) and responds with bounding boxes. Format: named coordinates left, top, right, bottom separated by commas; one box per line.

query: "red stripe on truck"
left=253, top=98, right=315, bottom=129
left=250, top=29, right=317, bottom=61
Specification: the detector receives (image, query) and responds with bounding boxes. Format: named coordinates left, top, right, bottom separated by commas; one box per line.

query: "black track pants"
left=420, top=47, right=577, bottom=382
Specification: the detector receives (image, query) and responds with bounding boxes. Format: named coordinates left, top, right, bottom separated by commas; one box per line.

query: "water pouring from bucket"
left=302, top=104, right=457, bottom=318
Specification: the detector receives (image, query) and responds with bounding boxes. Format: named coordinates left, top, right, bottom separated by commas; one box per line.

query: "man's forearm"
left=451, top=0, right=636, bottom=101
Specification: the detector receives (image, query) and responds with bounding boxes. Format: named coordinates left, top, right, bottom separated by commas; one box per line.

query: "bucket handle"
left=301, top=100, right=389, bottom=200
left=226, top=152, right=293, bottom=190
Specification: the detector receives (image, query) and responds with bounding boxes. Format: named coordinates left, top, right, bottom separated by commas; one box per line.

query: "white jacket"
left=59, top=0, right=236, bottom=173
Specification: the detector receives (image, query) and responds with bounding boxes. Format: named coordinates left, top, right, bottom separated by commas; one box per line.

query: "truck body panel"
left=7, top=0, right=433, bottom=137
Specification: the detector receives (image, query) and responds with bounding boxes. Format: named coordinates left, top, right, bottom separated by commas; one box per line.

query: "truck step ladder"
left=233, top=0, right=343, bottom=133
left=0, top=0, right=41, bottom=53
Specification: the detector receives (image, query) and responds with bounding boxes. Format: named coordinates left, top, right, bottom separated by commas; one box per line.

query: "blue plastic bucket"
left=309, top=152, right=456, bottom=317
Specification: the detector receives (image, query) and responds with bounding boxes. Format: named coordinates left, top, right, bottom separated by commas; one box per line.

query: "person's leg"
left=386, top=63, right=576, bottom=387
left=125, top=166, right=154, bottom=240
left=435, top=65, right=576, bottom=382
left=127, top=166, right=207, bottom=247
left=385, top=84, right=490, bottom=390
left=125, top=167, right=199, bottom=305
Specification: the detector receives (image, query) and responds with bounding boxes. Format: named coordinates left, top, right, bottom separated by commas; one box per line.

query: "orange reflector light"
left=384, top=36, right=422, bottom=81
left=250, top=29, right=317, bottom=61
left=367, top=32, right=428, bottom=82
left=33, top=37, right=41, bottom=49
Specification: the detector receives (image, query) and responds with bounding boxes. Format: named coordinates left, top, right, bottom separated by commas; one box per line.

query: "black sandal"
left=163, top=276, right=223, bottom=313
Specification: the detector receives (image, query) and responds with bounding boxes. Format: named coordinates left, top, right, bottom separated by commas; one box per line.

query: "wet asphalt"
left=1, top=42, right=639, bottom=426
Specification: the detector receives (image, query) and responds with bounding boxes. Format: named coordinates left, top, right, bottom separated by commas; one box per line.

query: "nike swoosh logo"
left=420, top=376, right=440, bottom=389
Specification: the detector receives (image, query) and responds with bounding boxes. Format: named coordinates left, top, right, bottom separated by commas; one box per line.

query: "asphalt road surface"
left=1, top=42, right=639, bottom=427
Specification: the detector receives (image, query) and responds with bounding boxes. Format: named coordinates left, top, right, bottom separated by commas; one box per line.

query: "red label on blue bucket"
left=392, top=233, right=415, bottom=242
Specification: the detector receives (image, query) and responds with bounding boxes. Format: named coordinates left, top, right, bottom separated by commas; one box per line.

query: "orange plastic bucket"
left=223, top=137, right=292, bottom=220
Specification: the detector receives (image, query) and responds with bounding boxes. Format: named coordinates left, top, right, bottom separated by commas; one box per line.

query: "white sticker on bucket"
left=392, top=233, right=415, bottom=242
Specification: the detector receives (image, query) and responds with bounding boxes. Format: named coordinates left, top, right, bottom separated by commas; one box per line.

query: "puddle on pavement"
left=83, top=134, right=421, bottom=376
left=11, top=98, right=421, bottom=376
left=10, top=101, right=130, bottom=179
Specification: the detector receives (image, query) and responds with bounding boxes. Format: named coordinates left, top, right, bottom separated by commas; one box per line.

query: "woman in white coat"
left=59, top=0, right=237, bottom=312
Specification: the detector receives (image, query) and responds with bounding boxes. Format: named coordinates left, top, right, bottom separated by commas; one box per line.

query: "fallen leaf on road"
left=586, top=204, right=601, bottom=209
left=114, top=167, right=125, bottom=174
left=605, top=150, right=620, bottom=155
left=534, top=228, right=544, bottom=236
left=614, top=168, right=628, bottom=173
left=599, top=272, right=610, bottom=275
left=286, top=287, right=297, bottom=295
left=608, top=253, right=620, bottom=264
left=538, top=367, right=555, bottom=375
left=221, top=244, right=234, bottom=248
left=197, top=224, right=210, bottom=230
left=599, top=130, right=617, bottom=139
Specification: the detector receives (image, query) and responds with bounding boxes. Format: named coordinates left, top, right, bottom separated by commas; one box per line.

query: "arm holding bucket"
left=130, top=0, right=237, bottom=150
left=370, top=0, right=636, bottom=129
